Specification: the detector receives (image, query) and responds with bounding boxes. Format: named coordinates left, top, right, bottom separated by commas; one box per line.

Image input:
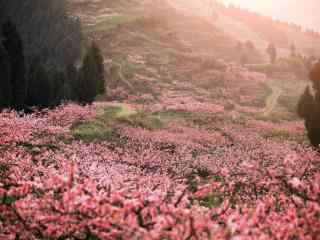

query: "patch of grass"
left=72, top=120, right=118, bottom=142
left=246, top=64, right=273, bottom=74
left=253, top=112, right=282, bottom=123
left=263, top=129, right=291, bottom=141
left=118, top=110, right=163, bottom=130
left=72, top=105, right=165, bottom=141
left=109, top=58, right=149, bottom=93
left=72, top=106, right=130, bottom=142
left=85, top=15, right=138, bottom=33
left=262, top=129, right=307, bottom=143
left=153, top=109, right=192, bottom=121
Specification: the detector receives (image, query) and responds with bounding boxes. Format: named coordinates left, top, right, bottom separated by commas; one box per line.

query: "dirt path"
left=262, top=85, right=282, bottom=116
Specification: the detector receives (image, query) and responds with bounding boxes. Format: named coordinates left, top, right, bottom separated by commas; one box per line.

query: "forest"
left=0, top=0, right=105, bottom=110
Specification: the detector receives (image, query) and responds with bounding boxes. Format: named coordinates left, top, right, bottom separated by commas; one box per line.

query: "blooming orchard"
left=0, top=98, right=319, bottom=240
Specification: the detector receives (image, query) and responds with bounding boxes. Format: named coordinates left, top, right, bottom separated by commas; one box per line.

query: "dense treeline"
left=0, top=0, right=106, bottom=110
left=0, top=0, right=82, bottom=68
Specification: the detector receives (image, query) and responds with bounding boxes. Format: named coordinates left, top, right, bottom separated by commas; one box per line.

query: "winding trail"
left=262, top=84, right=282, bottom=116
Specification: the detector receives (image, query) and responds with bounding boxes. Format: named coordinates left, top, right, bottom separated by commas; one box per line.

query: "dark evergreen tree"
left=66, top=63, right=79, bottom=101
left=26, top=62, right=53, bottom=107
left=57, top=82, right=73, bottom=103
left=310, top=61, right=320, bottom=99
left=78, top=51, right=99, bottom=104
left=90, top=42, right=105, bottom=95
left=266, top=43, right=277, bottom=64
left=0, top=0, right=88, bottom=109
left=297, top=87, right=314, bottom=119
left=0, top=42, right=12, bottom=109
left=51, top=69, right=67, bottom=104
left=298, top=61, right=320, bottom=147
left=2, top=21, right=26, bottom=109
left=305, top=105, right=320, bottom=147
left=0, top=0, right=83, bottom=69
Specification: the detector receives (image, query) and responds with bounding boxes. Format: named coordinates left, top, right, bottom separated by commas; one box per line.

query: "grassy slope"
left=70, top=0, right=308, bottom=126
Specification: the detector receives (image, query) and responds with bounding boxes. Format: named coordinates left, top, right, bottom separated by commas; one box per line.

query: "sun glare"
left=220, top=0, right=280, bottom=11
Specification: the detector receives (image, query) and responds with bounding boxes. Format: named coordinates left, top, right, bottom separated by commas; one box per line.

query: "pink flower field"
left=1, top=99, right=319, bottom=240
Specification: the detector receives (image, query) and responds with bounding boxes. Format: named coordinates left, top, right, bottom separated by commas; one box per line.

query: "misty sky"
left=219, top=0, right=319, bottom=30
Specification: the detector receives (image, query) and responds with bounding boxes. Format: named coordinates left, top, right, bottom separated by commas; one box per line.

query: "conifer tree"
left=78, top=50, right=99, bottom=104
left=266, top=43, right=277, bottom=64
left=58, top=82, right=73, bottom=103
left=90, top=42, right=105, bottom=95
left=298, top=61, right=320, bottom=147
left=310, top=61, right=320, bottom=98
left=0, top=42, right=12, bottom=109
left=2, top=21, right=26, bottom=109
left=51, top=70, right=67, bottom=104
left=66, top=63, right=79, bottom=101
left=297, top=87, right=314, bottom=119
left=27, top=62, right=53, bottom=107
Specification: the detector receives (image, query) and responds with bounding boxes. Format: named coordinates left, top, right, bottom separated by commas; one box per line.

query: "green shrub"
left=198, top=192, right=224, bottom=209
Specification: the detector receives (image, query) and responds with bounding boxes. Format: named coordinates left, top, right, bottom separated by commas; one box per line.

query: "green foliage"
left=0, top=163, right=9, bottom=179
left=186, top=175, right=199, bottom=193
left=72, top=121, right=117, bottom=142
left=2, top=195, right=18, bottom=205
left=198, top=192, right=223, bottom=209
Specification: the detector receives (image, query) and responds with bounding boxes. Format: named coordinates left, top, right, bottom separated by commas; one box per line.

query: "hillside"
left=167, top=0, right=320, bottom=57
left=1, top=0, right=320, bottom=239
left=221, top=0, right=320, bottom=32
